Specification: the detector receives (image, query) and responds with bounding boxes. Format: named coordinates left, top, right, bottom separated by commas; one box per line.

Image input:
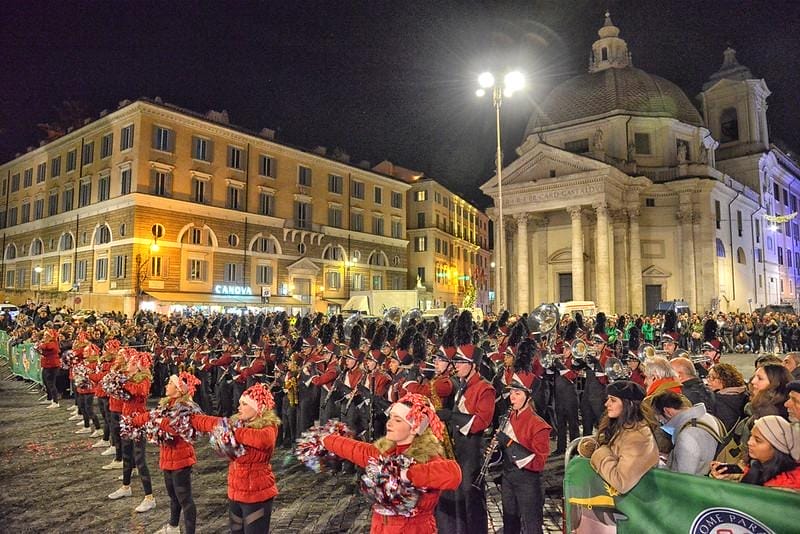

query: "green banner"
left=564, top=456, right=800, bottom=533
left=9, top=343, right=43, bottom=385
left=0, top=330, right=8, bottom=360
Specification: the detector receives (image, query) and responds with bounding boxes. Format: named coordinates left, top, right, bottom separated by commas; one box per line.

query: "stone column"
left=515, top=213, right=530, bottom=313
left=612, top=210, right=628, bottom=313
left=532, top=216, right=549, bottom=306
left=594, top=203, right=611, bottom=312
left=567, top=206, right=584, bottom=300
left=629, top=209, right=643, bottom=315
left=678, top=209, right=697, bottom=310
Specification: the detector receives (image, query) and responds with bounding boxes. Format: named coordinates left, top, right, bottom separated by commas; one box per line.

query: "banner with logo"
left=564, top=456, right=800, bottom=533
left=9, top=343, right=43, bottom=385
left=0, top=331, right=9, bottom=360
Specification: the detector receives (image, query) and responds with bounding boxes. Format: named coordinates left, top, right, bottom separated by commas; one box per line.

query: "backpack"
left=679, top=415, right=743, bottom=464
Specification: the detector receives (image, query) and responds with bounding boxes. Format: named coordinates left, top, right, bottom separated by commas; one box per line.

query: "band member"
left=297, top=317, right=321, bottom=433
left=625, top=327, right=646, bottom=387
left=553, top=321, right=580, bottom=455
left=74, top=341, right=102, bottom=436
left=280, top=353, right=301, bottom=447
left=359, top=329, right=392, bottom=440
left=337, top=326, right=369, bottom=441
left=312, top=323, right=341, bottom=424
left=661, top=310, right=680, bottom=358
left=496, top=339, right=552, bottom=534
left=387, top=328, right=415, bottom=403
left=698, top=318, right=722, bottom=378
left=191, top=383, right=280, bottom=533
left=322, top=393, right=462, bottom=533
left=435, top=311, right=494, bottom=534
left=90, top=341, right=115, bottom=451
left=580, top=313, right=611, bottom=436
left=37, top=328, right=62, bottom=408
left=102, top=342, right=125, bottom=469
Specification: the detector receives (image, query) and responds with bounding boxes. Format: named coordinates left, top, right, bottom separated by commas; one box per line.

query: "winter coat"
left=764, top=464, right=800, bottom=491
left=132, top=401, right=197, bottom=471
left=323, top=432, right=461, bottom=534
left=37, top=341, right=61, bottom=369
left=121, top=376, right=151, bottom=417
left=681, top=378, right=716, bottom=412
left=191, top=413, right=278, bottom=504
left=590, top=421, right=659, bottom=494
left=662, top=403, right=725, bottom=475
left=711, top=386, right=748, bottom=433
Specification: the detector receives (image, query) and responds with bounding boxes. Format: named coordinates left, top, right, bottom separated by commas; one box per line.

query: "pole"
left=493, top=85, right=505, bottom=312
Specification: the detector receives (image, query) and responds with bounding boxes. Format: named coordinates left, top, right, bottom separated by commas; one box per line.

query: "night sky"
left=2, top=0, right=799, bottom=208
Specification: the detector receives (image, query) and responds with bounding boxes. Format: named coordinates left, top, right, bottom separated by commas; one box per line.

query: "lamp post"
left=34, top=265, right=43, bottom=304
left=477, top=70, right=524, bottom=312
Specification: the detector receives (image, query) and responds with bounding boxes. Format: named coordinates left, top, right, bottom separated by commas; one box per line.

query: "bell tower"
left=588, top=11, right=632, bottom=72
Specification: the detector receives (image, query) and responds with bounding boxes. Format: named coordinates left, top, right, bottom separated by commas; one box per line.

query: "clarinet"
left=473, top=408, right=511, bottom=489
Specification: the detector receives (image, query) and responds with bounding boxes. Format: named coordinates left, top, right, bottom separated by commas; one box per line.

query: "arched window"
left=716, top=238, right=726, bottom=258
left=736, top=247, right=746, bottom=265
left=368, top=251, right=387, bottom=266
left=601, top=47, right=608, bottom=61
left=59, top=233, right=74, bottom=251
left=323, top=245, right=345, bottom=261
left=251, top=236, right=277, bottom=254
left=31, top=238, right=44, bottom=256
left=720, top=107, right=739, bottom=143
left=95, top=225, right=112, bottom=245
left=5, top=244, right=16, bottom=260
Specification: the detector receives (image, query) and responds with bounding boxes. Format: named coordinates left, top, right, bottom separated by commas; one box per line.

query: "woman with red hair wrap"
left=191, top=383, right=279, bottom=533
left=130, top=372, right=203, bottom=534
left=322, top=393, right=462, bottom=533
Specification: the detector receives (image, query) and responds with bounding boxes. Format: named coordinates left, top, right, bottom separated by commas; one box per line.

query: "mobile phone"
left=717, top=463, right=743, bottom=474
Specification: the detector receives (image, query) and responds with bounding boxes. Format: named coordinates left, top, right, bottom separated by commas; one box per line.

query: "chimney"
left=313, top=146, right=327, bottom=156
left=259, top=128, right=276, bottom=140
left=358, top=160, right=371, bottom=169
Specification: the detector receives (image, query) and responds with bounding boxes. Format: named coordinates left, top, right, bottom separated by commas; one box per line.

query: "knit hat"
left=606, top=380, right=645, bottom=402
left=390, top=393, right=444, bottom=440
left=786, top=380, right=800, bottom=395
left=241, top=383, right=275, bottom=413
left=753, top=415, right=800, bottom=461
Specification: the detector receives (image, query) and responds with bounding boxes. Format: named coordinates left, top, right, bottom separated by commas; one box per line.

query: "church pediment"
left=641, top=264, right=671, bottom=277
left=287, top=257, right=320, bottom=274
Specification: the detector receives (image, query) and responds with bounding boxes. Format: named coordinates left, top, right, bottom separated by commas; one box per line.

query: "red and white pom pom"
left=241, top=383, right=275, bottom=413
left=127, top=349, right=153, bottom=370
left=295, top=419, right=353, bottom=473
left=361, top=454, right=422, bottom=517
left=393, top=393, right=445, bottom=441
left=104, top=339, right=121, bottom=353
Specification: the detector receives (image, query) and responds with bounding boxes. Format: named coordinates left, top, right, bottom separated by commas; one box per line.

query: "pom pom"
left=294, top=419, right=353, bottom=473
left=144, top=402, right=202, bottom=445
left=361, top=454, right=423, bottom=517
left=209, top=417, right=245, bottom=460
left=100, top=370, right=131, bottom=401
left=120, top=414, right=145, bottom=441
left=73, top=362, right=91, bottom=390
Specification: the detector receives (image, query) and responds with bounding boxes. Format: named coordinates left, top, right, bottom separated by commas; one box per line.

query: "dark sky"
left=2, top=0, right=799, bottom=208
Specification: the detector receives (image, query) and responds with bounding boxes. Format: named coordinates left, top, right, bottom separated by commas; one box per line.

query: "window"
left=79, top=180, right=92, bottom=207
left=417, top=212, right=425, bottom=227
left=295, top=201, right=311, bottom=229
left=33, top=199, right=44, bottom=220
left=153, top=170, right=170, bottom=196
left=645, top=198, right=655, bottom=207
left=328, top=174, right=343, bottom=194
left=253, top=237, right=277, bottom=254
left=113, top=255, right=127, bottom=278
left=11, top=173, right=20, bottom=192
left=391, top=219, right=402, bottom=239
left=120, top=124, right=134, bottom=151
left=784, top=188, right=789, bottom=206
left=374, top=186, right=382, bottom=204
left=715, top=200, right=721, bottom=230
left=756, top=248, right=763, bottom=263
left=226, top=186, right=241, bottom=209
left=48, top=192, right=58, bottom=216
left=298, top=165, right=312, bottom=186
left=59, top=233, right=73, bottom=250
left=95, top=225, right=111, bottom=245
left=31, top=238, right=43, bottom=255
left=601, top=47, right=608, bottom=60
left=417, top=267, right=425, bottom=284
left=62, top=188, right=74, bottom=212
left=755, top=220, right=761, bottom=243
left=351, top=273, right=365, bottom=291
left=24, top=168, right=32, bottom=188
left=352, top=180, right=365, bottom=199
left=796, top=252, right=800, bottom=271
left=150, top=256, right=163, bottom=277
left=192, top=137, right=211, bottom=161
left=736, top=247, right=746, bottom=265
left=372, top=275, right=383, bottom=290
left=227, top=234, right=239, bottom=247
left=21, top=203, right=30, bottom=223
left=224, top=263, right=238, bottom=282
left=372, top=216, right=384, bottom=236
left=778, top=247, right=784, bottom=265
left=188, top=259, right=207, bottom=281
left=415, top=236, right=427, bottom=252
left=66, top=149, right=77, bottom=172
left=789, top=253, right=793, bottom=268
left=4, top=271, right=13, bottom=288
left=60, top=263, right=71, bottom=284
left=326, top=270, right=340, bottom=289
left=258, top=155, right=276, bottom=178
left=737, top=210, right=743, bottom=237
left=95, top=257, right=108, bottom=281
left=31, top=267, right=41, bottom=286
left=369, top=252, right=386, bottom=266
left=391, top=191, right=403, bottom=209
left=327, top=207, right=342, bottom=228
left=634, top=133, right=651, bottom=155
left=98, top=174, right=110, bottom=202
left=720, top=107, right=739, bottom=143
left=227, top=146, right=243, bottom=170
left=76, top=260, right=87, bottom=282
left=36, top=163, right=46, bottom=183
left=153, top=126, right=173, bottom=152
left=191, top=179, right=206, bottom=204
left=716, top=238, right=725, bottom=257
left=257, top=264, right=274, bottom=285
left=189, top=227, right=203, bottom=245
left=414, top=190, right=427, bottom=202
left=101, top=133, right=113, bottom=159
left=120, top=168, right=132, bottom=195
left=564, top=138, right=589, bottom=153
left=43, top=264, right=54, bottom=285
left=82, top=142, right=94, bottom=165
left=257, top=192, right=274, bottom=216
left=350, top=212, right=364, bottom=232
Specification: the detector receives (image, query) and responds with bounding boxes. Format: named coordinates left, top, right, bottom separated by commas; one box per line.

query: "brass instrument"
left=637, top=343, right=667, bottom=362
left=440, top=304, right=460, bottom=331
left=429, top=375, right=456, bottom=459
left=604, top=356, right=631, bottom=381
left=383, top=306, right=402, bottom=327
left=400, top=308, right=423, bottom=331
left=284, top=360, right=299, bottom=407
left=528, top=303, right=561, bottom=368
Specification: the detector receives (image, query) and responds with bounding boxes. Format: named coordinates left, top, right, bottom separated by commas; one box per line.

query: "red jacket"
left=311, top=360, right=339, bottom=389
left=122, top=378, right=151, bottom=416
left=764, top=465, right=800, bottom=491
left=455, top=372, right=495, bottom=434
left=37, top=341, right=61, bottom=369
left=404, top=374, right=452, bottom=403
left=75, top=360, right=97, bottom=395
left=132, top=405, right=196, bottom=471
left=237, top=357, right=265, bottom=382
left=323, top=434, right=461, bottom=534
left=90, top=360, right=113, bottom=398
left=191, top=414, right=277, bottom=503
left=505, top=405, right=552, bottom=473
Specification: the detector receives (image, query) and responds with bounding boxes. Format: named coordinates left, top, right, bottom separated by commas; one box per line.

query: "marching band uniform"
left=580, top=315, right=611, bottom=436
left=553, top=322, right=581, bottom=454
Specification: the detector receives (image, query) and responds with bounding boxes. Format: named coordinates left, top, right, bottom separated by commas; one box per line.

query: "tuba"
left=343, top=312, right=362, bottom=339
left=528, top=303, right=560, bottom=368
left=604, top=356, right=631, bottom=381
left=383, top=306, right=402, bottom=327
left=400, top=308, right=422, bottom=331
left=440, top=304, right=460, bottom=331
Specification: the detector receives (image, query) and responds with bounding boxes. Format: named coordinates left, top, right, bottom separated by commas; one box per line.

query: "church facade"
left=481, top=13, right=800, bottom=316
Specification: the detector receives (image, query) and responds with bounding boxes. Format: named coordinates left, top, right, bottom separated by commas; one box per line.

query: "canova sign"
left=213, top=285, right=253, bottom=296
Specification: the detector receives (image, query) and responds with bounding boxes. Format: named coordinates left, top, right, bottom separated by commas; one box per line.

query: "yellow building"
left=373, top=161, right=492, bottom=312
left=0, top=99, right=410, bottom=316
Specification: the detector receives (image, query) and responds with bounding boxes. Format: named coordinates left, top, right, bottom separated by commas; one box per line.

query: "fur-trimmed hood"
left=231, top=410, right=281, bottom=429
left=373, top=428, right=444, bottom=463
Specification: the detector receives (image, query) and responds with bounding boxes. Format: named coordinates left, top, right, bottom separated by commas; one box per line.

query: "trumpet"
left=638, top=343, right=668, bottom=362
left=604, top=356, right=631, bottom=381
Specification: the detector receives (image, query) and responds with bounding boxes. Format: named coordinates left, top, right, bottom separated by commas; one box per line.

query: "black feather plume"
left=594, top=312, right=607, bottom=335
left=514, top=340, right=535, bottom=373
left=703, top=318, right=718, bottom=342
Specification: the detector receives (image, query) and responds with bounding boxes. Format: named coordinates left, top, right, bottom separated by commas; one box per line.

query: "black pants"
left=501, top=468, right=543, bottom=534
left=98, top=397, right=111, bottom=441
left=121, top=437, right=153, bottom=494
left=554, top=377, right=579, bottom=453
left=164, top=467, right=195, bottom=534
left=229, top=498, right=273, bottom=533
left=78, top=393, right=101, bottom=429
left=42, top=367, right=59, bottom=402
left=110, top=411, right=123, bottom=460
left=437, top=429, right=487, bottom=534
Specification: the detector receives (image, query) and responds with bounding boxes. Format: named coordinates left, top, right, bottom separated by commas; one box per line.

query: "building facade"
left=480, top=13, right=800, bottom=315
left=0, top=99, right=410, bottom=316
left=373, top=161, right=492, bottom=312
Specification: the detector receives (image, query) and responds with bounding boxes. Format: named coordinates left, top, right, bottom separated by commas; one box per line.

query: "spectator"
left=740, top=363, right=793, bottom=448
left=707, top=363, right=748, bottom=433
left=643, top=357, right=682, bottom=398
left=670, top=357, right=715, bottom=411
left=785, top=381, right=800, bottom=423
left=783, top=353, right=800, bottom=381
left=651, top=390, right=725, bottom=475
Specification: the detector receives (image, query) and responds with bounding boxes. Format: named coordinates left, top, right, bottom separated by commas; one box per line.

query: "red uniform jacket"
left=238, top=357, right=266, bottom=382
left=210, top=351, right=233, bottom=368
left=311, top=360, right=339, bottom=390
left=75, top=360, right=97, bottom=395
left=191, top=414, right=277, bottom=503
left=132, top=404, right=196, bottom=471
left=122, top=378, right=151, bottom=417
left=37, top=341, right=61, bottom=369
left=454, top=372, right=495, bottom=435
left=323, top=434, right=461, bottom=534
left=90, top=360, right=113, bottom=398
left=406, top=375, right=453, bottom=403
left=366, top=370, right=391, bottom=398
left=504, top=405, right=552, bottom=472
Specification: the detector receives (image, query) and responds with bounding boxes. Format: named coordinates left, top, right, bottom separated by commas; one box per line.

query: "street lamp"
left=34, top=265, right=43, bottom=304
left=477, top=70, right=524, bottom=312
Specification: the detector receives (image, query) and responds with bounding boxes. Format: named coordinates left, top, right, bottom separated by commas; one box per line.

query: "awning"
left=143, top=291, right=263, bottom=306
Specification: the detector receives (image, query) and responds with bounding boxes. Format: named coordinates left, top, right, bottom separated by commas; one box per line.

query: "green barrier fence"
left=8, top=342, right=43, bottom=385
left=0, top=331, right=8, bottom=360
left=564, top=456, right=800, bottom=533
